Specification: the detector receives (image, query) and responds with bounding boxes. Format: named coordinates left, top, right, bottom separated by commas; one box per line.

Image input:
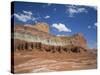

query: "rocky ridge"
left=13, top=22, right=89, bottom=53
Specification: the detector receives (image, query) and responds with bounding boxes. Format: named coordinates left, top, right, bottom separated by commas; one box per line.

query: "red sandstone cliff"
left=13, top=22, right=88, bottom=53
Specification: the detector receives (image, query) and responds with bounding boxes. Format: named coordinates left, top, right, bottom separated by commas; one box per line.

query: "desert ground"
left=12, top=49, right=97, bottom=73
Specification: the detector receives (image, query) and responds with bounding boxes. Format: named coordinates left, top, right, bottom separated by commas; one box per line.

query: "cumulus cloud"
left=52, top=23, right=71, bottom=32
left=66, top=5, right=88, bottom=17
left=44, top=15, right=50, bottom=19
left=14, top=13, right=32, bottom=22
left=14, top=10, right=37, bottom=22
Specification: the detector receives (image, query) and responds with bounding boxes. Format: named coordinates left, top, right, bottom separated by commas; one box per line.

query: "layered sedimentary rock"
left=13, top=22, right=88, bottom=53
left=32, top=22, right=49, bottom=33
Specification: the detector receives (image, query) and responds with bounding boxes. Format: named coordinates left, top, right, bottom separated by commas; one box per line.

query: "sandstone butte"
left=12, top=22, right=94, bottom=54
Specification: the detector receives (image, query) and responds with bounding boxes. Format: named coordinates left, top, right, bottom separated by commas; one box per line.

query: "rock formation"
left=32, top=22, right=50, bottom=33
left=13, top=22, right=88, bottom=53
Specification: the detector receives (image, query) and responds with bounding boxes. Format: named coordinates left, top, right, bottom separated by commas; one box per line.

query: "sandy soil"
left=12, top=49, right=97, bottom=73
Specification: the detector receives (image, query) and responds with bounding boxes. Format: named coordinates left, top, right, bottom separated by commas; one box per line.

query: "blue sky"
left=12, top=1, right=97, bottom=48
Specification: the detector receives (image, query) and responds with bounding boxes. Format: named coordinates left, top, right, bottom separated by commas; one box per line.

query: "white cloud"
left=88, top=25, right=91, bottom=29
left=94, top=22, right=97, bottom=27
left=14, top=13, right=32, bottom=22
left=32, top=17, right=39, bottom=21
left=44, top=15, right=50, bottom=19
left=14, top=10, right=38, bottom=22
left=88, top=22, right=97, bottom=29
left=52, top=23, right=71, bottom=32
left=23, top=10, right=32, bottom=15
left=66, top=5, right=88, bottom=17
left=56, top=34, right=66, bottom=37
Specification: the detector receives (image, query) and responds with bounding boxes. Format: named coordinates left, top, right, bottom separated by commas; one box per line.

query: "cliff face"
left=13, top=22, right=88, bottom=53
left=32, top=22, right=49, bottom=33
left=71, top=33, right=87, bottom=48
